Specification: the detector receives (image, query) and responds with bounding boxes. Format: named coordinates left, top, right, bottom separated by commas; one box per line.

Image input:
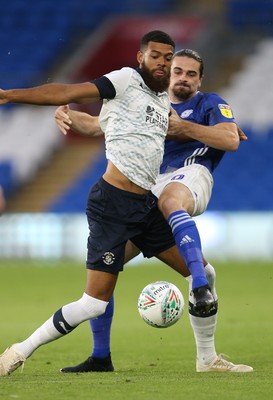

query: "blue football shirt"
left=160, top=91, right=236, bottom=174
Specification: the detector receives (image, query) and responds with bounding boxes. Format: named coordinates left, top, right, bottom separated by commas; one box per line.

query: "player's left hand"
left=237, top=126, right=248, bottom=141
left=54, top=105, right=72, bottom=135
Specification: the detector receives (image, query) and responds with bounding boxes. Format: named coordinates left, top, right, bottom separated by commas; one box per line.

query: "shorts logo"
left=181, top=109, right=193, bottom=118
left=102, top=252, right=115, bottom=265
left=218, top=104, right=233, bottom=118
left=171, top=174, right=185, bottom=181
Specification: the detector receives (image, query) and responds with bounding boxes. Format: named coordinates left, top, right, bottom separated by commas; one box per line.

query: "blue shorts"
left=86, top=178, right=175, bottom=274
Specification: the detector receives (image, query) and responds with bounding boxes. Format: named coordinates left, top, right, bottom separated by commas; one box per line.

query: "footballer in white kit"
left=86, top=66, right=176, bottom=274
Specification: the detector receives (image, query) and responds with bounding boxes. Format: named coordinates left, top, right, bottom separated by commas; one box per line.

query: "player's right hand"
left=54, top=105, right=72, bottom=135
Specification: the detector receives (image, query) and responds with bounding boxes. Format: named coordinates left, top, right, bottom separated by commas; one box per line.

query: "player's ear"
left=137, top=50, right=144, bottom=65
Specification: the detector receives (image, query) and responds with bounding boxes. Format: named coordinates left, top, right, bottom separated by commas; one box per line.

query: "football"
left=137, top=281, right=184, bottom=328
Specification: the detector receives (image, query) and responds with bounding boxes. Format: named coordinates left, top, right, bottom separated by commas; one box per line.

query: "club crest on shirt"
left=181, top=109, right=193, bottom=119
left=218, top=104, right=233, bottom=118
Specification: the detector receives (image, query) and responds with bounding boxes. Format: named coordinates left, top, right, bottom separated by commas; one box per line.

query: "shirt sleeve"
left=91, top=67, right=134, bottom=100
left=103, top=67, right=134, bottom=97
left=205, top=93, right=236, bottom=125
left=91, top=76, right=116, bottom=99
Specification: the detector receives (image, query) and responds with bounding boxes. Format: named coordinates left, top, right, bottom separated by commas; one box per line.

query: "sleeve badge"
left=218, top=104, right=233, bottom=119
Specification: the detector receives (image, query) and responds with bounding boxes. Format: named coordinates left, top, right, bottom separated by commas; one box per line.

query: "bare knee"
left=158, top=194, right=179, bottom=218
left=158, top=187, right=194, bottom=217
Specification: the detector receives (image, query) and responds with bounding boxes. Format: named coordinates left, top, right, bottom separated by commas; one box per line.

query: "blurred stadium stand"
left=0, top=0, right=176, bottom=90
left=1, top=0, right=273, bottom=213
left=227, top=0, right=273, bottom=35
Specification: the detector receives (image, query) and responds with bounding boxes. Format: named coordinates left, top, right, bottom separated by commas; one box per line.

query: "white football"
left=137, top=281, right=184, bottom=328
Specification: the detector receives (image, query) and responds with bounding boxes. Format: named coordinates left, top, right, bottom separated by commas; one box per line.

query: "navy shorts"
left=86, top=178, right=175, bottom=274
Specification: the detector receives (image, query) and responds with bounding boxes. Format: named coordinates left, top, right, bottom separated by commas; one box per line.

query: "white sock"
left=185, top=263, right=218, bottom=365
left=189, top=313, right=217, bottom=364
left=16, top=293, right=108, bottom=358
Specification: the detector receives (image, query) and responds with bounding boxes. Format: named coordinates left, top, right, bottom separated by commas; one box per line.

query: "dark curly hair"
left=140, top=30, right=175, bottom=50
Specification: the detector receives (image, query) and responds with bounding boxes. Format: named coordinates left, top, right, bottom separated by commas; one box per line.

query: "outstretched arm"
left=55, top=105, right=103, bottom=137
left=0, top=82, right=101, bottom=106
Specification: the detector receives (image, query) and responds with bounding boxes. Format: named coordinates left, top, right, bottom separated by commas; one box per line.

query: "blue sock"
left=168, top=210, right=208, bottom=290
left=90, top=295, right=114, bottom=359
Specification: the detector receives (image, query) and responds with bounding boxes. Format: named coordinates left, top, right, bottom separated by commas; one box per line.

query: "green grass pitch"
left=0, top=259, right=272, bottom=400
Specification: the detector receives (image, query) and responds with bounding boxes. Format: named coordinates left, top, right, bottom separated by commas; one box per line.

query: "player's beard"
left=171, top=84, right=193, bottom=101
left=140, top=63, right=170, bottom=93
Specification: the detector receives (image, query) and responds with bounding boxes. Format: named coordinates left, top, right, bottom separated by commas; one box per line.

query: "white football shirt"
left=99, top=67, right=170, bottom=190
